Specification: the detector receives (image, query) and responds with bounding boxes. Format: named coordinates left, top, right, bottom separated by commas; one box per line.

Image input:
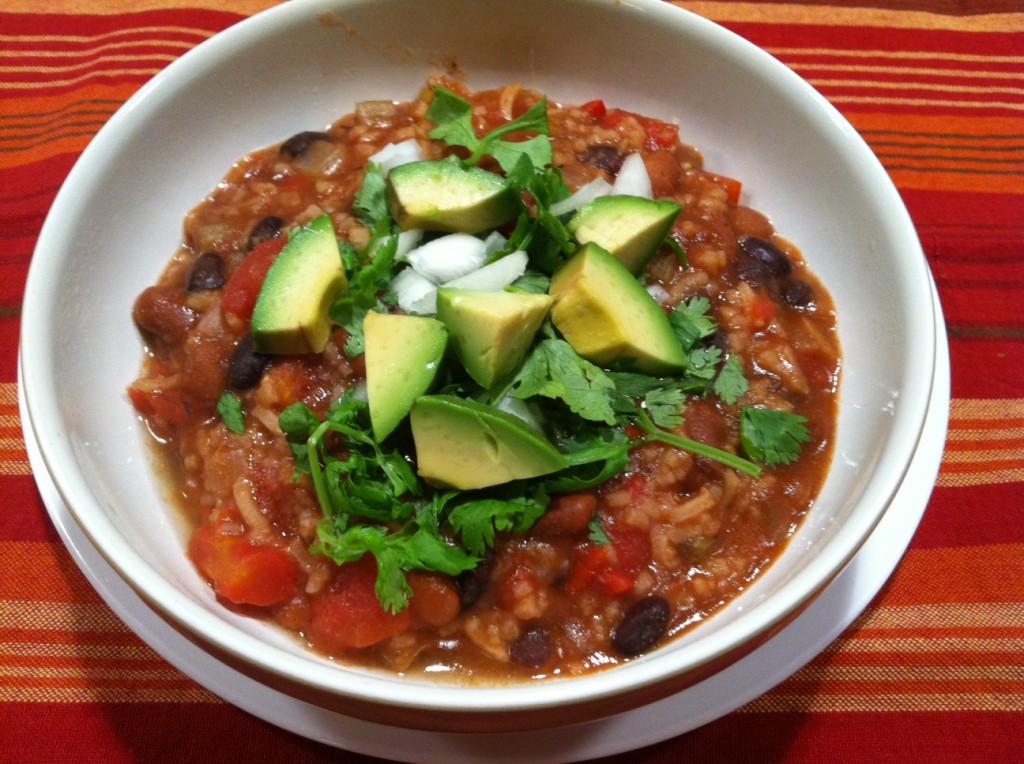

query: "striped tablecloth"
left=2, top=1, right=1021, bottom=761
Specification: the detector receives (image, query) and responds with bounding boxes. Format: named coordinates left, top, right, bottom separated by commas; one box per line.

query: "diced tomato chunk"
left=750, top=295, right=778, bottom=332
left=308, top=556, right=412, bottom=653
left=641, top=119, right=679, bottom=150
left=702, top=171, right=743, bottom=205
left=128, top=379, right=191, bottom=424
left=606, top=523, right=651, bottom=572
left=579, top=99, right=607, bottom=119
left=189, top=523, right=299, bottom=607
left=221, top=236, right=288, bottom=321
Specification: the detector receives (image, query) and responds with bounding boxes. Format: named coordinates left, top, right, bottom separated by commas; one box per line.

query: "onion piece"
left=395, top=228, right=424, bottom=260
left=367, top=139, right=424, bottom=175
left=549, top=177, right=614, bottom=217
left=481, top=230, right=508, bottom=257
left=405, top=233, right=488, bottom=284
left=645, top=283, right=670, bottom=304
left=494, top=394, right=545, bottom=432
left=612, top=153, right=653, bottom=198
left=390, top=267, right=438, bottom=315
left=443, top=251, right=528, bottom=291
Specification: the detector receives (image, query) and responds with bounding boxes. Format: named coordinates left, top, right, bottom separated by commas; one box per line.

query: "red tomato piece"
left=308, top=556, right=413, bottom=653
left=221, top=236, right=288, bottom=321
left=702, top=171, right=743, bottom=205
left=641, top=118, right=679, bottom=150
left=580, top=99, right=607, bottom=119
left=127, top=379, right=190, bottom=424
left=750, top=295, right=778, bottom=332
left=606, top=523, right=651, bottom=572
left=189, top=523, right=299, bottom=607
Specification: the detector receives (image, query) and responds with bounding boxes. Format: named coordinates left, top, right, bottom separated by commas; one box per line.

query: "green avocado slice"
left=567, top=195, right=682, bottom=274
left=436, top=288, right=553, bottom=389
left=410, top=395, right=568, bottom=490
left=386, top=158, right=520, bottom=233
left=364, top=311, right=448, bottom=441
left=250, top=214, right=347, bottom=355
left=549, top=242, right=685, bottom=375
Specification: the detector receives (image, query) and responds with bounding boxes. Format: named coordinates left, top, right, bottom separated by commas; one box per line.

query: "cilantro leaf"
left=512, top=339, right=618, bottom=425
left=644, top=387, right=687, bottom=429
left=447, top=488, right=549, bottom=556
left=427, top=86, right=552, bottom=174
left=216, top=392, right=245, bottom=434
left=739, top=407, right=810, bottom=465
left=588, top=518, right=611, bottom=545
left=670, top=296, right=717, bottom=351
left=714, top=354, right=749, bottom=405
left=353, top=162, right=389, bottom=226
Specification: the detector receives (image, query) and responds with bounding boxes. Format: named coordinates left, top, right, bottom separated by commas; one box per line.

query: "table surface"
left=2, top=1, right=1022, bottom=761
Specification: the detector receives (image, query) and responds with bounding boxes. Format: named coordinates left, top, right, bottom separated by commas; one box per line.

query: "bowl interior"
left=21, top=0, right=934, bottom=717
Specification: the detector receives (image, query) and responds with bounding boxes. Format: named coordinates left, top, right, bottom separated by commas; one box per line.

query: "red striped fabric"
left=2, top=1, right=1022, bottom=761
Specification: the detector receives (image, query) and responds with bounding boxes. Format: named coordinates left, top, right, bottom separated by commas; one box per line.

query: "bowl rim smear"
left=20, top=0, right=936, bottom=730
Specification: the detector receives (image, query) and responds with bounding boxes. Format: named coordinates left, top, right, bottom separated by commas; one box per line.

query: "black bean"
left=579, top=145, right=625, bottom=175
left=611, top=596, right=670, bottom=656
left=738, top=235, right=793, bottom=277
left=457, top=549, right=495, bottom=610
left=781, top=279, right=814, bottom=308
left=734, top=254, right=770, bottom=287
left=228, top=333, right=271, bottom=390
left=248, top=216, right=284, bottom=251
left=279, top=130, right=332, bottom=158
left=186, top=252, right=226, bottom=292
left=509, top=625, right=553, bottom=669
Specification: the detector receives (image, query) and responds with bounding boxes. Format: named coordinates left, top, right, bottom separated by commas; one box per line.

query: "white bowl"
left=20, top=0, right=936, bottom=732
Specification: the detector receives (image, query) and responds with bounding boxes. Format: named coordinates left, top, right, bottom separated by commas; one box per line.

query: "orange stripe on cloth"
left=4, top=1, right=278, bottom=13
left=676, top=2, right=1024, bottom=32
left=872, top=544, right=1024, bottom=607
left=0, top=85, right=137, bottom=169
left=0, top=542, right=105, bottom=604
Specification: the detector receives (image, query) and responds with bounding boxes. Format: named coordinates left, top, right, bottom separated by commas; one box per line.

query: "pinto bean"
left=644, top=150, right=681, bottom=198
left=133, top=285, right=196, bottom=344
left=532, top=493, right=597, bottom=537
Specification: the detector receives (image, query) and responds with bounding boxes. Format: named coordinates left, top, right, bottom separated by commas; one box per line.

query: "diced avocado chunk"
left=410, top=395, right=568, bottom=490
left=436, top=288, right=553, bottom=389
left=549, top=242, right=685, bottom=375
left=386, top=157, right=520, bottom=234
left=567, top=195, right=681, bottom=274
left=251, top=214, right=347, bottom=355
left=364, top=311, right=448, bottom=441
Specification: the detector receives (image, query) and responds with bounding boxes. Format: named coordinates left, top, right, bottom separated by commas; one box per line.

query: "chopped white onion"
left=405, top=233, right=488, bottom=284
left=350, top=380, right=369, bottom=402
left=612, top=153, right=653, bottom=198
left=395, top=228, right=424, bottom=260
left=443, top=251, right=528, bottom=291
left=645, top=283, right=670, bottom=304
left=481, top=230, right=509, bottom=257
left=494, top=394, right=544, bottom=432
left=367, top=139, right=424, bottom=175
left=390, top=267, right=438, bottom=314
left=548, top=177, right=614, bottom=217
